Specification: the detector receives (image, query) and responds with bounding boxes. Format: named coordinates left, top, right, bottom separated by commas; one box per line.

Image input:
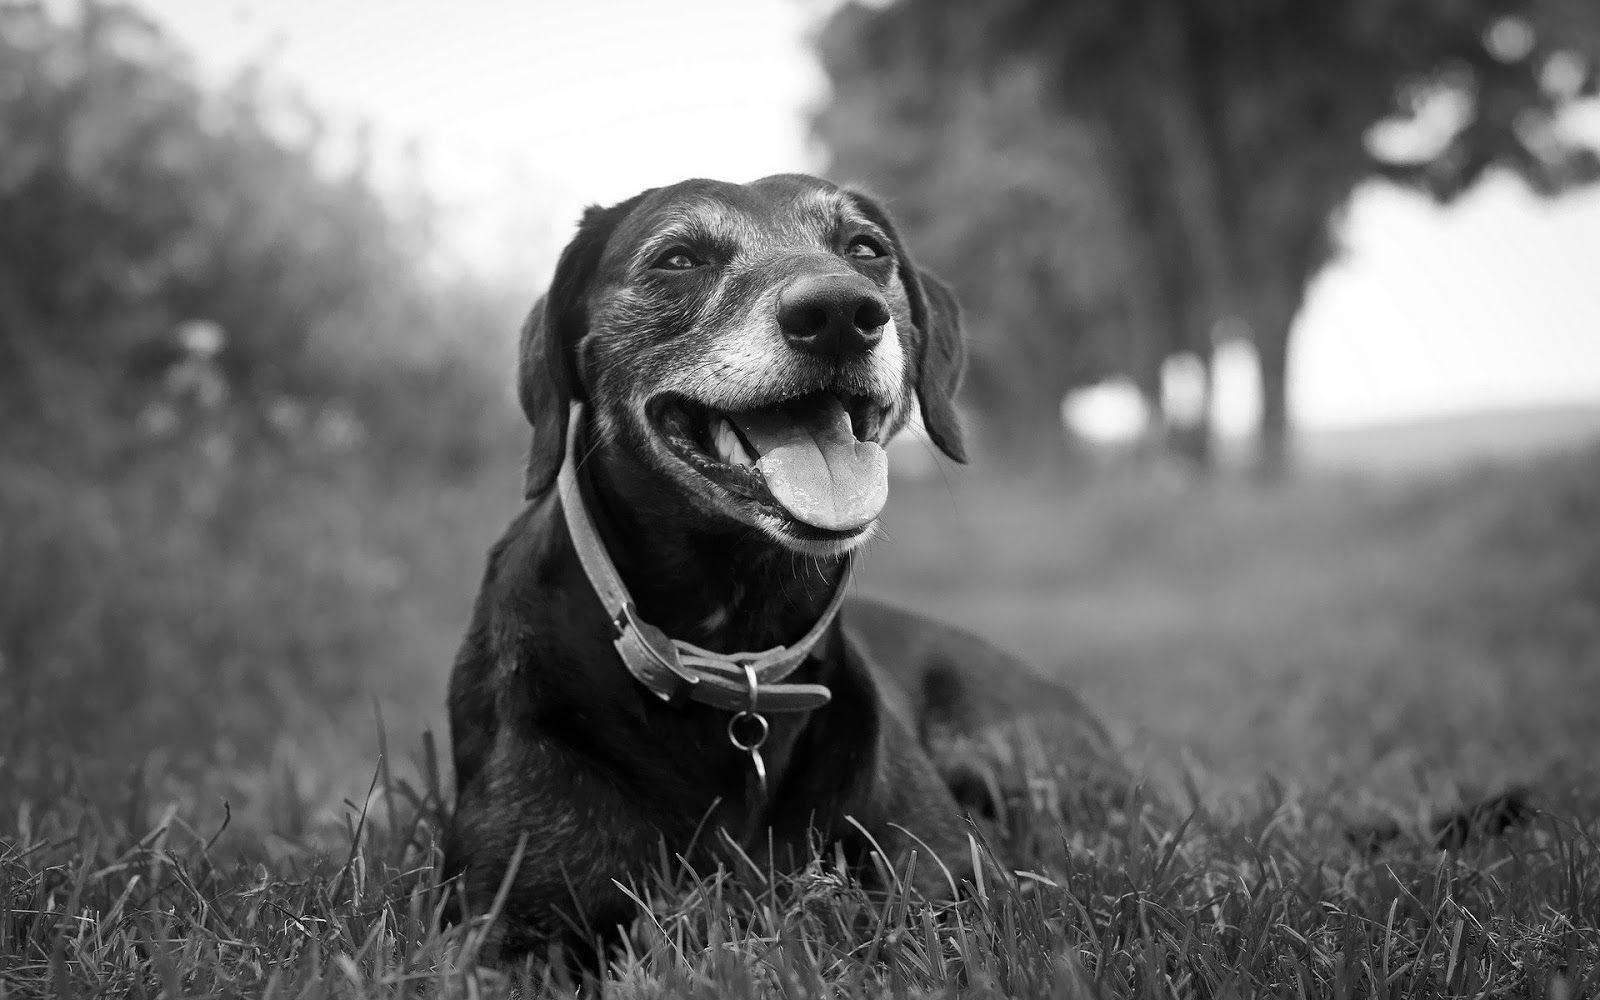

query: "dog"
left=442, top=174, right=1122, bottom=962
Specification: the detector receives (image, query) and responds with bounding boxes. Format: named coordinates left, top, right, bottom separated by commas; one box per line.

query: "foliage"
left=0, top=0, right=523, bottom=786
left=816, top=0, right=1600, bottom=473
left=0, top=0, right=517, bottom=451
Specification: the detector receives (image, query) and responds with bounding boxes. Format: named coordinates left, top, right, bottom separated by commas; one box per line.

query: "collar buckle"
left=612, top=603, right=699, bottom=703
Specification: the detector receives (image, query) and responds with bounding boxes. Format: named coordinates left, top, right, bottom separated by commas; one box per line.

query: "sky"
left=153, top=0, right=1600, bottom=433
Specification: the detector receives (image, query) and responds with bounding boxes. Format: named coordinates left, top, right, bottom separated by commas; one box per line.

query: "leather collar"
left=556, top=402, right=841, bottom=714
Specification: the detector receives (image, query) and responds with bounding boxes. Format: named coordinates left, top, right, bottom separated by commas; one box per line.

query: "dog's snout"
left=777, top=275, right=890, bottom=357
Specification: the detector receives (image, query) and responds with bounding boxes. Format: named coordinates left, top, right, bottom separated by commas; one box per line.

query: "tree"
left=0, top=0, right=500, bottom=446
left=817, top=0, right=1600, bottom=476
left=816, top=11, right=1154, bottom=467
left=816, top=52, right=1148, bottom=464
left=0, top=1, right=521, bottom=770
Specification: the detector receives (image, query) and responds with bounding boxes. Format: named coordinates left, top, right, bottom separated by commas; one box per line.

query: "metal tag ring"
left=728, top=710, right=769, bottom=752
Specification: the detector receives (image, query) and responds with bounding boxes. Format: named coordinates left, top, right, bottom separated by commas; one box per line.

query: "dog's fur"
left=442, top=175, right=1120, bottom=961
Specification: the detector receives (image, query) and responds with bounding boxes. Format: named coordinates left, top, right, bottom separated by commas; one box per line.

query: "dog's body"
left=443, top=175, right=1119, bottom=959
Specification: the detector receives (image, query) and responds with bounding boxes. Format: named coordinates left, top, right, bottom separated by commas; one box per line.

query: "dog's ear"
left=904, top=268, right=968, bottom=463
left=518, top=195, right=646, bottom=498
left=516, top=295, right=567, bottom=499
left=845, top=191, right=968, bottom=463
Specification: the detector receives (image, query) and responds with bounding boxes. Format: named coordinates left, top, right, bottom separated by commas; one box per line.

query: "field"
left=4, top=417, right=1599, bottom=997
left=868, top=424, right=1600, bottom=801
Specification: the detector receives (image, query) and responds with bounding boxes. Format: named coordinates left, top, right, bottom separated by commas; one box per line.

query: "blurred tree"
left=817, top=0, right=1600, bottom=476
left=0, top=1, right=523, bottom=774
left=0, top=0, right=509, bottom=465
left=814, top=42, right=1146, bottom=465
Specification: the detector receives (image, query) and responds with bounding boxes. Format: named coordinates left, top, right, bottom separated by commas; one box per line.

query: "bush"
left=0, top=0, right=524, bottom=796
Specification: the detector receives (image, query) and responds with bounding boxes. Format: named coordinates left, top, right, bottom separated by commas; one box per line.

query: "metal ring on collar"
left=728, top=711, right=769, bottom=752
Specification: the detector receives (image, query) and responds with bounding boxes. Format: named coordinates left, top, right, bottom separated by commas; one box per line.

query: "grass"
left=0, top=400, right=518, bottom=828
left=4, top=737, right=1598, bottom=996
left=5, top=427, right=1600, bottom=996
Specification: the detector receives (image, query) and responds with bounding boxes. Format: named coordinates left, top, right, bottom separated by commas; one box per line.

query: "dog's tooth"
left=731, top=431, right=753, bottom=466
left=714, top=419, right=753, bottom=466
left=727, top=426, right=754, bottom=466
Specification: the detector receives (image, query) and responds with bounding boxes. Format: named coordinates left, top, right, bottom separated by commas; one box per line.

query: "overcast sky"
left=155, top=0, right=1600, bottom=432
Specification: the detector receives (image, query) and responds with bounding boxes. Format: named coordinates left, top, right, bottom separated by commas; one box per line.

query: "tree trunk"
left=1255, top=325, right=1291, bottom=481
left=1145, top=12, right=1234, bottom=475
left=1163, top=346, right=1215, bottom=472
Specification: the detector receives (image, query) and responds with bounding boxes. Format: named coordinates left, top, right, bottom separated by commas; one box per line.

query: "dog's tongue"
left=731, top=396, right=888, bottom=531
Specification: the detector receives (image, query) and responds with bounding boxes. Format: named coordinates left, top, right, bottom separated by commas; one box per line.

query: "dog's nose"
left=777, top=275, right=890, bottom=357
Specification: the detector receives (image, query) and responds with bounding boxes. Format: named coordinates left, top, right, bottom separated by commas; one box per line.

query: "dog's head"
left=518, top=174, right=965, bottom=556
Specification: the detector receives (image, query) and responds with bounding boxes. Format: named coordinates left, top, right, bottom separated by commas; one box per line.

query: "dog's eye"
left=845, top=237, right=886, bottom=260
left=653, top=248, right=702, bottom=271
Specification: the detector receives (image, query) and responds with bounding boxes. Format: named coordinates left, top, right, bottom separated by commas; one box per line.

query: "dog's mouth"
left=649, top=391, right=892, bottom=538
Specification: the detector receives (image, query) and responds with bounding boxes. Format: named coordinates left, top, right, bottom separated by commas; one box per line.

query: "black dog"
left=442, top=175, right=1119, bottom=960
